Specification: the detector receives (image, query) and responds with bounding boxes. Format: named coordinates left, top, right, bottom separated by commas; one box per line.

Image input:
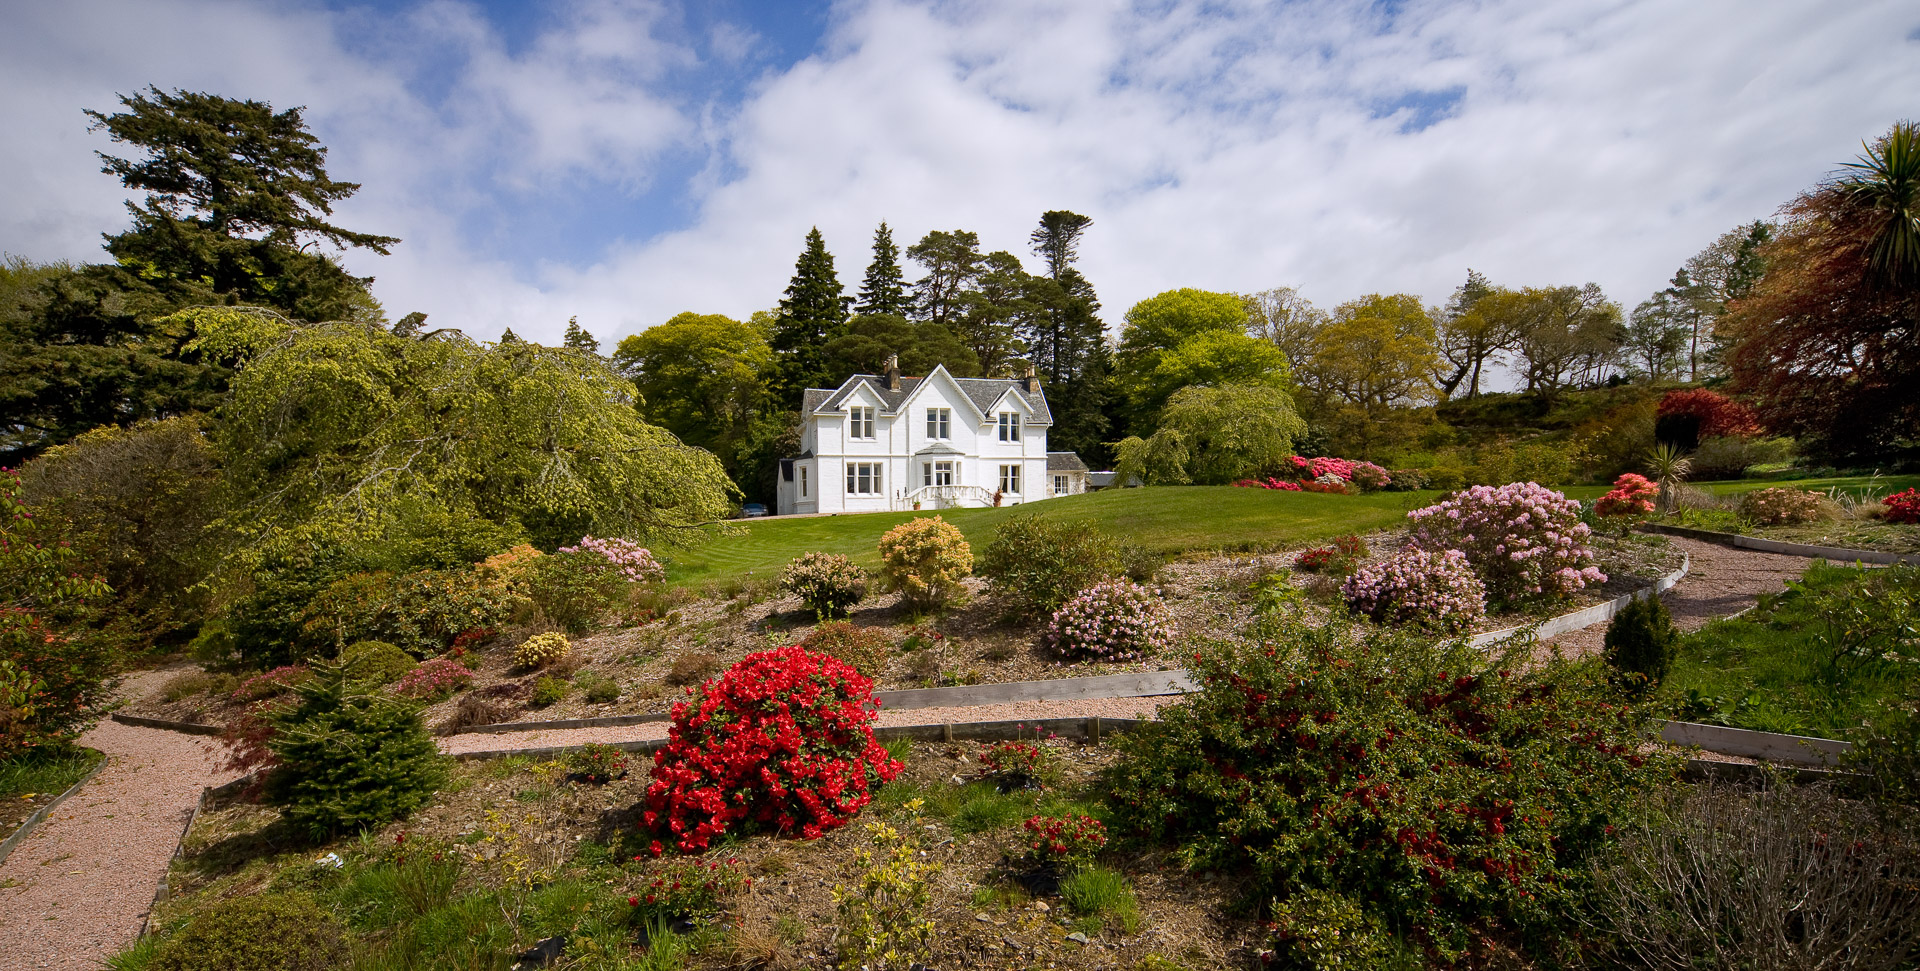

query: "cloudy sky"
left=3, top=0, right=1915, bottom=349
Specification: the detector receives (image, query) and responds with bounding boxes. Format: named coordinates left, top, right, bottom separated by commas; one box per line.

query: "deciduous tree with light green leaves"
left=1113, top=288, right=1257, bottom=430
left=613, top=311, right=772, bottom=487
left=186, top=307, right=735, bottom=560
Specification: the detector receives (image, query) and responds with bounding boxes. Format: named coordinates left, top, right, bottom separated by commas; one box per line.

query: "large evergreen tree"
left=88, top=87, right=397, bottom=322
left=907, top=229, right=985, bottom=329
left=769, top=227, right=852, bottom=407
left=1021, top=211, right=1113, bottom=465
left=562, top=316, right=600, bottom=355
left=855, top=222, right=911, bottom=317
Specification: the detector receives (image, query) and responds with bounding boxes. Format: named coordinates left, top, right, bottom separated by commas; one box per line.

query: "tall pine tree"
left=1021, top=211, right=1113, bottom=465
left=562, top=316, right=600, bottom=355
left=855, top=222, right=911, bottom=317
left=770, top=227, right=852, bottom=407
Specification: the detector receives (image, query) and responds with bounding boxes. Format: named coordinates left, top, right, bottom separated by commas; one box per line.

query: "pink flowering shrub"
left=557, top=536, right=665, bottom=584
left=1348, top=462, right=1391, bottom=492
left=1340, top=548, right=1487, bottom=633
left=641, top=646, right=901, bottom=854
left=1595, top=473, right=1659, bottom=517
left=1043, top=580, right=1175, bottom=661
left=1406, top=482, right=1606, bottom=604
left=232, top=665, right=312, bottom=702
left=1235, top=478, right=1304, bottom=491
left=392, top=658, right=472, bottom=700
left=1288, top=455, right=1357, bottom=481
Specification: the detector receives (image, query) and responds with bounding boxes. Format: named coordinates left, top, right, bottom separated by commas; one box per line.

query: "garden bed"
left=0, top=745, right=105, bottom=849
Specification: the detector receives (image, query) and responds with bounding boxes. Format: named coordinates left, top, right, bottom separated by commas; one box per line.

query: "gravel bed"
left=0, top=668, right=240, bottom=971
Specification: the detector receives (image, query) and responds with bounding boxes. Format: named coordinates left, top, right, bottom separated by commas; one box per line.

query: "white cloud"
left=2, top=0, right=1916, bottom=358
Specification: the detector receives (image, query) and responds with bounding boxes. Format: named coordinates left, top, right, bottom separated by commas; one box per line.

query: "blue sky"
left=3, top=0, right=1917, bottom=353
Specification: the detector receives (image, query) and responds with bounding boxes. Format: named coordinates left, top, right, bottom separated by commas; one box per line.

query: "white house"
left=775, top=359, right=1088, bottom=515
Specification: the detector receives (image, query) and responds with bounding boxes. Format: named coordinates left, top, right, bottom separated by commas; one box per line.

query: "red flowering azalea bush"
left=1882, top=488, right=1920, bottom=524
left=1294, top=535, right=1368, bottom=575
left=1235, top=477, right=1304, bottom=491
left=1044, top=579, right=1175, bottom=661
left=1595, top=473, right=1659, bottom=518
left=1286, top=455, right=1357, bottom=481
left=629, top=858, right=748, bottom=918
left=978, top=739, right=1063, bottom=791
left=392, top=658, right=472, bottom=701
left=1023, top=814, right=1108, bottom=867
left=641, top=646, right=901, bottom=854
left=1407, top=482, right=1606, bottom=605
left=1340, top=547, right=1487, bottom=633
left=1106, top=617, right=1675, bottom=965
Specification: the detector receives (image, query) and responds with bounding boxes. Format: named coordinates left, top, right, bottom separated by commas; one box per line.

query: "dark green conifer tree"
left=855, top=222, right=911, bottom=317
left=562, top=316, right=600, bottom=355
left=1021, top=210, right=1114, bottom=466
left=770, top=227, right=852, bottom=406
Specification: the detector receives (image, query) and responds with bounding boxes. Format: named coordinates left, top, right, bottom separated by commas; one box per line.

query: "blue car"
left=740, top=503, right=770, bottom=518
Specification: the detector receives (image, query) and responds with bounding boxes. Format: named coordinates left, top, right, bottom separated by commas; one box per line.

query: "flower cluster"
left=1289, top=455, right=1356, bottom=481
left=1340, top=548, right=1488, bottom=633
left=1235, top=477, right=1304, bottom=491
left=780, top=552, right=868, bottom=619
left=1347, top=462, right=1391, bottom=491
left=642, top=646, right=902, bottom=854
left=391, top=658, right=472, bottom=700
left=232, top=665, right=312, bottom=702
left=1739, top=487, right=1830, bottom=526
left=568, top=742, right=629, bottom=783
left=1043, top=579, right=1175, bottom=662
left=629, top=858, right=748, bottom=917
left=977, top=739, right=1061, bottom=791
left=1294, top=535, right=1368, bottom=575
left=557, top=536, right=665, bottom=584
left=1407, top=482, right=1606, bottom=604
left=514, top=632, right=571, bottom=669
left=1595, top=473, right=1659, bottom=517
left=1023, top=814, right=1107, bottom=867
left=477, top=544, right=543, bottom=590
left=1885, top=488, right=1920, bottom=525
left=877, top=516, right=972, bottom=609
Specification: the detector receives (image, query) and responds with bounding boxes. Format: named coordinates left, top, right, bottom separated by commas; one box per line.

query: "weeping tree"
left=183, top=307, right=736, bottom=561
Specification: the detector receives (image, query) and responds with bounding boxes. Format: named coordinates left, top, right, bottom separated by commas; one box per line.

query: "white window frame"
left=926, top=408, right=951, bottom=439
left=801, top=466, right=808, bottom=497
left=1054, top=474, right=1068, bottom=495
left=997, top=413, right=1021, bottom=442
left=849, top=406, right=874, bottom=440
left=1000, top=464, right=1021, bottom=495
left=846, top=462, right=881, bottom=496
left=923, top=461, right=955, bottom=487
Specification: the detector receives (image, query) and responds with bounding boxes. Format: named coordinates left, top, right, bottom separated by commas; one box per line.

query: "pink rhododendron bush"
left=1407, top=482, right=1605, bottom=605
left=1043, top=579, right=1176, bottom=661
left=1595, top=473, right=1658, bottom=517
left=1340, top=547, right=1487, bottom=633
left=642, top=646, right=902, bottom=854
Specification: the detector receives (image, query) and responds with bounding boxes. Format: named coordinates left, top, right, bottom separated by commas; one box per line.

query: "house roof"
left=806, top=366, right=1053, bottom=426
left=1046, top=451, right=1089, bottom=472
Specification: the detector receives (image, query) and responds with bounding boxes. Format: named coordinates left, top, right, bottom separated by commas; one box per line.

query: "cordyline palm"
left=1645, top=443, right=1692, bottom=516
left=1834, top=120, right=1920, bottom=289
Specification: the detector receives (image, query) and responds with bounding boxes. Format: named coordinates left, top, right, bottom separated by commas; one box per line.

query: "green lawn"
left=660, top=486, right=1432, bottom=587
left=0, top=745, right=102, bottom=800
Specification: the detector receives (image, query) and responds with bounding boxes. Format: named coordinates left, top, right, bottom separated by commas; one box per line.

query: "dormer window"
left=926, top=408, right=951, bottom=439
left=849, top=406, right=874, bottom=439
left=997, top=413, right=1021, bottom=442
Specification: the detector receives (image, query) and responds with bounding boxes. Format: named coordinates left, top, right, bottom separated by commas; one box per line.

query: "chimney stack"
left=884, top=353, right=901, bottom=391
left=1022, top=363, right=1038, bottom=393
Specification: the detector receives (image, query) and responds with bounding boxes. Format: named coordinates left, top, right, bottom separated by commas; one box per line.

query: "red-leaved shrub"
left=641, top=646, right=902, bottom=854
left=1657, top=389, right=1762, bottom=442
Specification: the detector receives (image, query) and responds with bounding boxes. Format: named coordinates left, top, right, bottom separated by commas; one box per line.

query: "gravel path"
left=0, top=669, right=239, bottom=971
left=1542, top=536, right=1815, bottom=657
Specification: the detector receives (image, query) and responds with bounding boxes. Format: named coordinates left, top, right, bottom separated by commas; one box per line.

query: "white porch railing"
left=896, top=484, right=997, bottom=510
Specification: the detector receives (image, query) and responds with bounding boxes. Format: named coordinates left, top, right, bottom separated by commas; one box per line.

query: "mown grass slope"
left=661, top=486, right=1431, bottom=587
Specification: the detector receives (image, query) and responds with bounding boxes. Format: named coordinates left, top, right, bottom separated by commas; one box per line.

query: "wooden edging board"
left=1639, top=523, right=1920, bottom=566
left=1467, top=553, right=1690, bottom=648
left=0, top=750, right=108, bottom=869
left=449, top=715, right=1145, bottom=761
left=110, top=712, right=223, bottom=736
left=1660, top=720, right=1850, bottom=768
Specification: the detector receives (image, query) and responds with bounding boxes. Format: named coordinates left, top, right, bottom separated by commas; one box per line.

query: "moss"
left=147, top=893, right=348, bottom=971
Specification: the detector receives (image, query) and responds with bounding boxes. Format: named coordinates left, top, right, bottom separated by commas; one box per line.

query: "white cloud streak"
left=2, top=0, right=1915, bottom=356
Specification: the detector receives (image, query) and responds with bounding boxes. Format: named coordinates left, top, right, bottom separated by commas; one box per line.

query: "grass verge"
left=0, top=744, right=103, bottom=800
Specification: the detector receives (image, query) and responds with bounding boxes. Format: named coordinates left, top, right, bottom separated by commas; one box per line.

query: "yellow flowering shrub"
left=833, top=800, right=940, bottom=970
left=513, top=632, right=571, bottom=669
left=877, top=516, right=972, bottom=610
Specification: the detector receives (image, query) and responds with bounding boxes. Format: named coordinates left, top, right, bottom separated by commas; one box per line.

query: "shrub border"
left=1466, top=553, right=1690, bottom=648
left=1638, top=523, right=1920, bottom=566
left=0, top=747, right=107, bottom=869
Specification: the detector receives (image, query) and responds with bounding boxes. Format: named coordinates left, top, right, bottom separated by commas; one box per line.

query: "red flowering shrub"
left=392, top=659, right=472, bottom=700
left=1023, top=814, right=1108, bottom=867
left=233, top=665, right=312, bottom=702
left=641, top=646, right=902, bottom=854
left=1235, top=478, right=1304, bottom=492
left=1595, top=473, right=1659, bottom=517
left=1884, top=488, right=1920, bottom=525
left=1294, top=535, right=1368, bottom=575
left=977, top=739, right=1063, bottom=791
left=1656, top=389, right=1762, bottom=448
left=1107, top=616, right=1674, bottom=964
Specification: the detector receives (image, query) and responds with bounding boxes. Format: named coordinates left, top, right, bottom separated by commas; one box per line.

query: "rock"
left=1066, top=932, right=1091, bottom=945
left=511, top=934, right=567, bottom=968
left=1033, top=901, right=1050, bottom=913
left=975, top=913, right=992, bottom=923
